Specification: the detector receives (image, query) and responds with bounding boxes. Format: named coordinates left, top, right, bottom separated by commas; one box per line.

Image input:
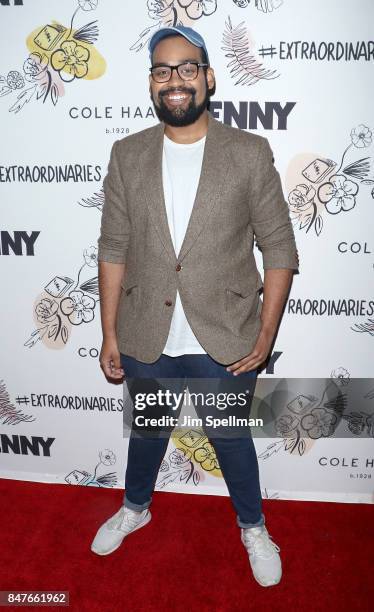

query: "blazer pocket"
left=225, top=286, right=252, bottom=299
left=224, top=279, right=259, bottom=324
left=225, top=274, right=263, bottom=299
left=121, top=279, right=138, bottom=295
left=120, top=282, right=139, bottom=320
left=124, top=283, right=138, bottom=296
left=225, top=278, right=254, bottom=300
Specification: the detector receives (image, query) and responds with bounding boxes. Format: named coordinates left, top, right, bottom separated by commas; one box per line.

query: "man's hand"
left=100, top=337, right=125, bottom=381
left=226, top=327, right=274, bottom=375
left=226, top=268, right=294, bottom=375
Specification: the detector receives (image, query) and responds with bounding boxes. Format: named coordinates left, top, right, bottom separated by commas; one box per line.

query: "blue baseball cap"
left=148, top=25, right=210, bottom=66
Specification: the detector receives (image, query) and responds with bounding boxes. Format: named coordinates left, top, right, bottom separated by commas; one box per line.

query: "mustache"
left=159, top=87, right=196, bottom=97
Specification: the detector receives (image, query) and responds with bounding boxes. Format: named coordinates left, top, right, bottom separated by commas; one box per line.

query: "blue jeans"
left=120, top=352, right=265, bottom=529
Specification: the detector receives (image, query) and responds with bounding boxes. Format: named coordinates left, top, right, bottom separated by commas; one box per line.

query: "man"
left=91, top=26, right=299, bottom=588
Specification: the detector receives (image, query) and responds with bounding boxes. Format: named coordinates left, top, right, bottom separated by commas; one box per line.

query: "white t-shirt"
left=161, top=132, right=207, bottom=356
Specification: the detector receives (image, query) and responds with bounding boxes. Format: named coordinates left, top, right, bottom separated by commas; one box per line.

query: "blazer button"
left=165, top=299, right=172, bottom=306
left=175, top=263, right=182, bottom=271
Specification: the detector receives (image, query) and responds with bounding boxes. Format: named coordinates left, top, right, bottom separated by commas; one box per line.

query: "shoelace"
left=108, top=507, right=144, bottom=533
left=242, top=527, right=281, bottom=559
left=119, top=508, right=145, bottom=533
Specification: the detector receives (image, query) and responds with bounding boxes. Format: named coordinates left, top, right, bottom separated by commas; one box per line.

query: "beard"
left=151, top=80, right=210, bottom=127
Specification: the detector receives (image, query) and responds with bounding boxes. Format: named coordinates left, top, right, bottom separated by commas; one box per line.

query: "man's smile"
left=161, top=90, right=193, bottom=106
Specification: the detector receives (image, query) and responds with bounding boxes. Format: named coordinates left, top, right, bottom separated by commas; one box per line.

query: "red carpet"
left=0, top=478, right=373, bottom=612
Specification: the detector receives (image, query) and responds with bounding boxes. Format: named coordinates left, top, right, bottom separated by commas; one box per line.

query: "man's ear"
left=206, top=67, right=215, bottom=91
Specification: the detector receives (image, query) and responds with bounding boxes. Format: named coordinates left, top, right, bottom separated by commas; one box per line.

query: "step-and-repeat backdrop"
left=1, top=0, right=373, bottom=505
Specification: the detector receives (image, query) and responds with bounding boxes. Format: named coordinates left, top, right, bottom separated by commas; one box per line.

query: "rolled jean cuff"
left=123, top=493, right=152, bottom=512
left=237, top=512, right=265, bottom=529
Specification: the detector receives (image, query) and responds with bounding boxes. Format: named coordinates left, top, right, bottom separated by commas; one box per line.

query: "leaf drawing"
left=78, top=189, right=104, bottom=211
left=343, top=157, right=371, bottom=180
left=9, top=84, right=37, bottom=114
left=73, top=20, right=99, bottom=44
left=351, top=319, right=374, bottom=336
left=0, top=76, right=12, bottom=97
left=221, top=16, right=279, bottom=86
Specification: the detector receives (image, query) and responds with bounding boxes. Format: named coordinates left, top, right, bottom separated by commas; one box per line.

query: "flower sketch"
left=84, top=245, right=99, bottom=267
left=131, top=0, right=217, bottom=54
left=178, top=0, right=217, bottom=19
left=301, top=407, right=338, bottom=439
left=51, top=39, right=90, bottom=81
left=156, top=446, right=202, bottom=489
left=6, top=70, right=25, bottom=89
left=65, top=448, right=119, bottom=489
left=23, top=52, right=49, bottom=81
left=0, top=0, right=105, bottom=113
left=350, top=124, right=372, bottom=148
left=318, top=174, right=359, bottom=214
left=78, top=0, right=98, bottom=10
left=287, top=124, right=373, bottom=236
left=288, top=184, right=315, bottom=212
left=60, top=290, right=95, bottom=325
left=258, top=375, right=352, bottom=460
left=25, top=245, right=100, bottom=349
left=35, top=298, right=60, bottom=324
left=331, top=367, right=350, bottom=386
left=194, top=440, right=219, bottom=470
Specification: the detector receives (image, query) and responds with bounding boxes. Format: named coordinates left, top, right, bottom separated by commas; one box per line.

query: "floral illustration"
left=350, top=124, right=372, bottom=148
left=331, top=367, right=350, bottom=385
left=156, top=446, right=202, bottom=488
left=288, top=184, right=315, bottom=212
left=130, top=0, right=218, bottom=54
left=65, top=448, right=119, bottom=488
left=232, top=0, right=284, bottom=10
left=258, top=375, right=348, bottom=460
left=179, top=0, right=217, bottom=19
left=60, top=290, right=95, bottom=325
left=0, top=0, right=105, bottom=113
left=51, top=40, right=90, bottom=82
left=286, top=124, right=373, bottom=236
left=154, top=425, right=229, bottom=490
left=317, top=174, right=359, bottom=214
left=258, top=370, right=374, bottom=464
left=194, top=440, right=219, bottom=471
left=345, top=412, right=374, bottom=436
left=301, top=407, right=338, bottom=439
left=24, top=245, right=99, bottom=349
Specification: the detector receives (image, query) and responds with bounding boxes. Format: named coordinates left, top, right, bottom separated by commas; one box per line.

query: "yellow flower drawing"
left=51, top=40, right=89, bottom=81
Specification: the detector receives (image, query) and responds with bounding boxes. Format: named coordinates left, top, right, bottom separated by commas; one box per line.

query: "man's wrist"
left=103, top=330, right=117, bottom=342
left=259, top=322, right=277, bottom=337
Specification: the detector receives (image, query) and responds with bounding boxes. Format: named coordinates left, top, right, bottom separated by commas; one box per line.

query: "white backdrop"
left=0, top=0, right=373, bottom=505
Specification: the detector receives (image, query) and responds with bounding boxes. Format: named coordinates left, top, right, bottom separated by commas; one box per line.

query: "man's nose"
left=168, top=66, right=185, bottom=87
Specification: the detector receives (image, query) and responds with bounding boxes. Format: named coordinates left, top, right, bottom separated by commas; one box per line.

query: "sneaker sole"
left=253, top=573, right=282, bottom=587
left=91, top=510, right=152, bottom=556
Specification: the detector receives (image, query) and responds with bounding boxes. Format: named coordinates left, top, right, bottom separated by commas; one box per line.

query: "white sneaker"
left=91, top=505, right=151, bottom=556
left=241, top=525, right=282, bottom=586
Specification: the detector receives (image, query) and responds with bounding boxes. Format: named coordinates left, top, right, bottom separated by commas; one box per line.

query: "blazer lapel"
left=138, top=111, right=232, bottom=264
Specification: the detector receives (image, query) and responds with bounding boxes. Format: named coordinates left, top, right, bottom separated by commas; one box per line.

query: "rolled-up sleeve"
left=249, top=137, right=299, bottom=271
left=97, top=140, right=130, bottom=264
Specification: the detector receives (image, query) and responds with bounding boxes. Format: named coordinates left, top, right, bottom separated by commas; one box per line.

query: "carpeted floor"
left=0, top=478, right=373, bottom=612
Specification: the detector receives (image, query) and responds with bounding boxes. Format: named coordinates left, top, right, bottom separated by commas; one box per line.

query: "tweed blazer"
left=97, top=110, right=299, bottom=365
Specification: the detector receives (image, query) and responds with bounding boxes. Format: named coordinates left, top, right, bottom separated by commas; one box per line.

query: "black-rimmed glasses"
left=149, top=62, right=209, bottom=83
